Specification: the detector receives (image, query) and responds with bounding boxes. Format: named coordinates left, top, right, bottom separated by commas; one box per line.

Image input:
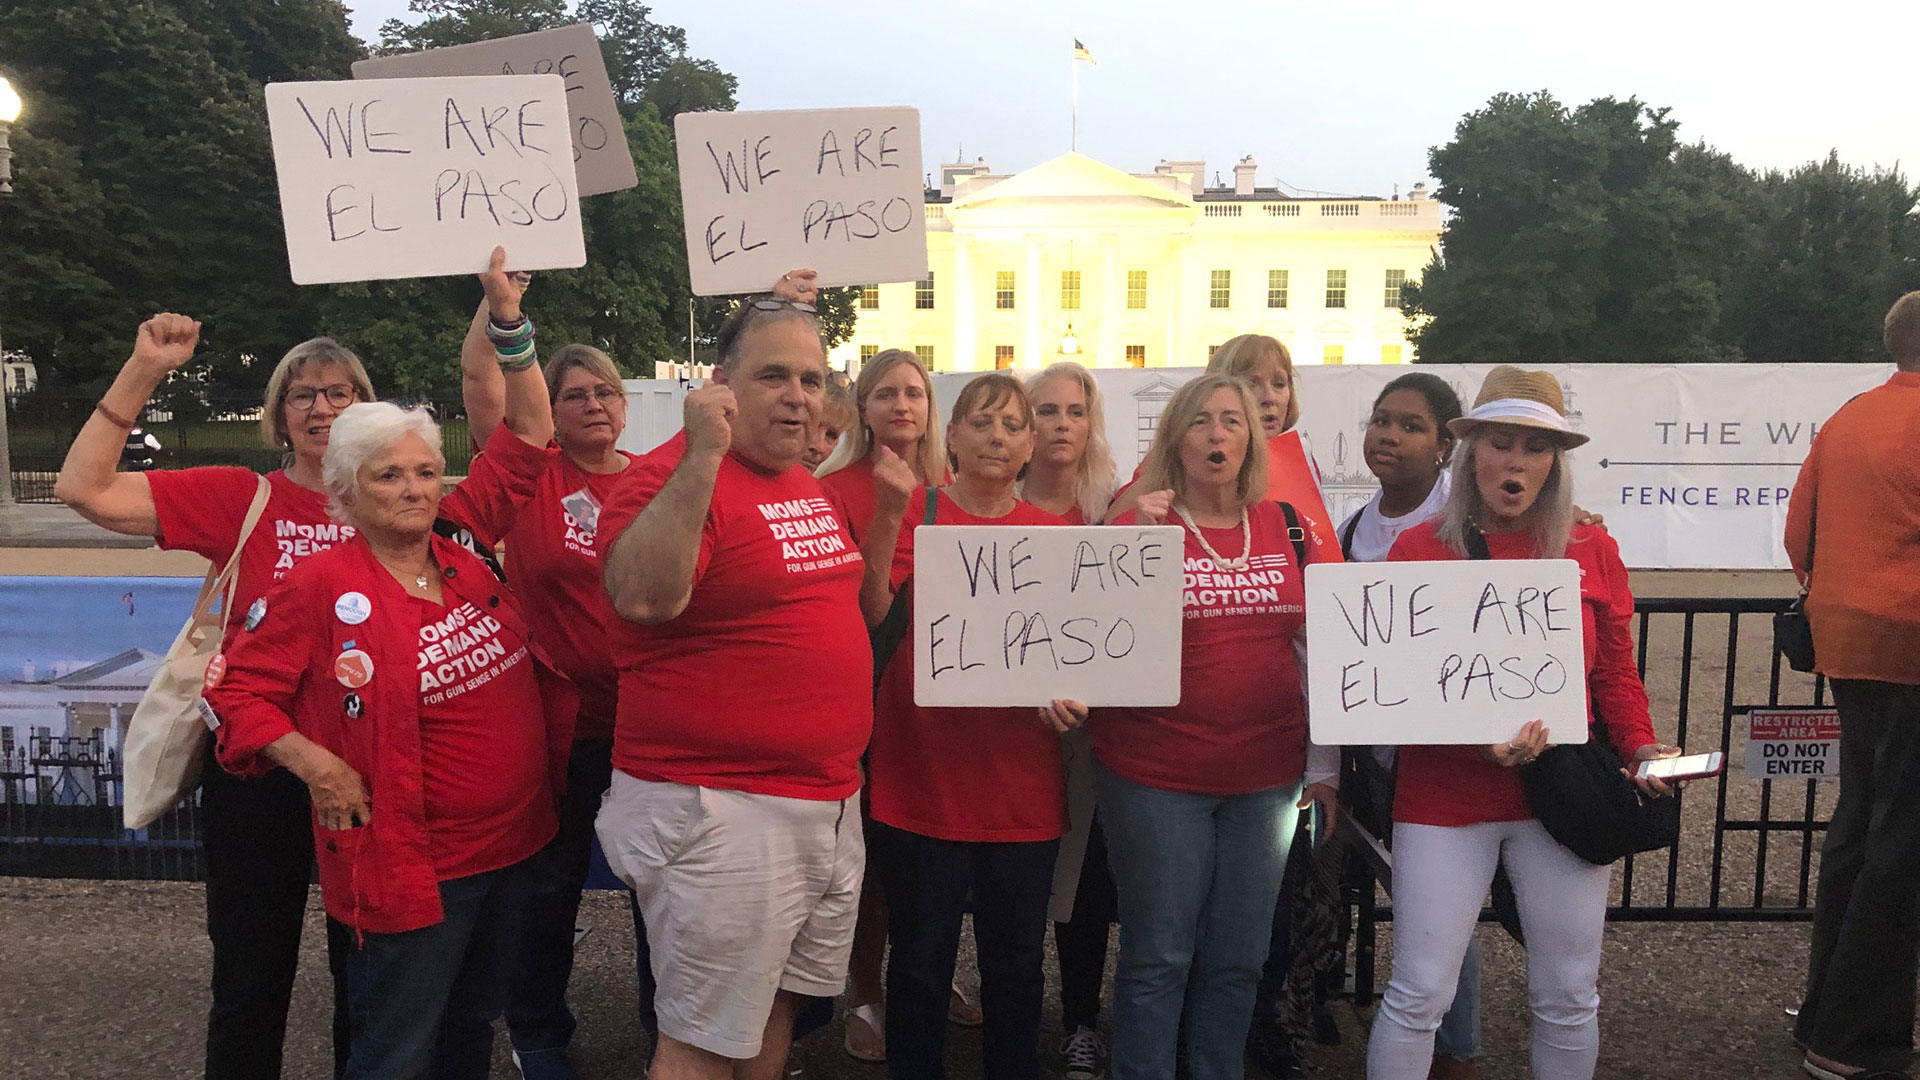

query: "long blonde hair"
left=818, top=348, right=946, bottom=483
left=1021, top=362, right=1117, bottom=522
left=1136, top=375, right=1269, bottom=510
left=1436, top=428, right=1575, bottom=558
left=1209, top=333, right=1301, bottom=432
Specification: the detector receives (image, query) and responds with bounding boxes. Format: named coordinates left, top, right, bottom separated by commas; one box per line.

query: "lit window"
left=916, top=274, right=935, bottom=309
left=915, top=345, right=935, bottom=367
left=1267, top=270, right=1289, bottom=309
left=1060, top=271, right=1082, bottom=311
left=1323, top=345, right=1345, bottom=365
left=859, top=285, right=879, bottom=310
left=1125, top=345, right=1146, bottom=368
left=859, top=345, right=879, bottom=363
left=1126, top=270, right=1148, bottom=309
left=1384, top=269, right=1406, bottom=308
left=995, top=345, right=1016, bottom=369
left=1209, top=270, right=1232, bottom=309
left=996, top=271, right=1016, bottom=310
left=1325, top=270, right=1348, bottom=309
left=1381, top=344, right=1404, bottom=365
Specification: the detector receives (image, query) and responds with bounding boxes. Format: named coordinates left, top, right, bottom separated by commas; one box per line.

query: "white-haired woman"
left=206, top=402, right=575, bottom=1080
left=1366, top=367, right=1677, bottom=1080
left=53, top=251, right=547, bottom=1078
left=1095, top=374, right=1340, bottom=1080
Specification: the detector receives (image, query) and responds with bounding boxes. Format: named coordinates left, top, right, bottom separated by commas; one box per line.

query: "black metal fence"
left=0, top=732, right=205, bottom=881
left=5, top=390, right=474, bottom=502
left=1344, top=596, right=1834, bottom=1003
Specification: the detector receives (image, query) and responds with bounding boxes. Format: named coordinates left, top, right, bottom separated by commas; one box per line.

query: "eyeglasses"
left=286, top=384, right=360, bottom=411
left=557, top=385, right=625, bottom=408
left=749, top=299, right=817, bottom=314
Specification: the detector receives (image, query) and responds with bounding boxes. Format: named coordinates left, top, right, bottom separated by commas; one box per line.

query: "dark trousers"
left=201, top=746, right=348, bottom=1080
left=342, top=860, right=533, bottom=1080
left=870, top=821, right=1059, bottom=1080
left=505, top=739, right=656, bottom=1054
left=1053, top=817, right=1118, bottom=1032
left=1798, top=679, right=1920, bottom=1072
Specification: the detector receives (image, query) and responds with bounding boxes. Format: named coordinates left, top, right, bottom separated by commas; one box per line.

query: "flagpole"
left=1071, top=43, right=1079, bottom=151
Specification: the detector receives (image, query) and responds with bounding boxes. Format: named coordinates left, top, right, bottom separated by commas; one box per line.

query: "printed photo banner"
left=352, top=23, right=638, bottom=198
left=264, top=74, right=587, bottom=284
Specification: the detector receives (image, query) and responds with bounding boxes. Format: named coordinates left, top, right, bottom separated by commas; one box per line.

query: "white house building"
left=828, top=152, right=1442, bottom=373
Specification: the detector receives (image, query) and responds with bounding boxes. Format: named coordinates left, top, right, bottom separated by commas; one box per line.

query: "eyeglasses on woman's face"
left=286, top=384, right=360, bottom=411
left=557, top=384, right=625, bottom=409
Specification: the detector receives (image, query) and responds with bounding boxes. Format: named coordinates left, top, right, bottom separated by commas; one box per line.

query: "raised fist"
left=685, top=382, right=738, bottom=456
left=479, top=246, right=527, bottom=322
left=873, top=443, right=918, bottom=517
left=1135, top=488, right=1175, bottom=526
left=131, top=313, right=202, bottom=374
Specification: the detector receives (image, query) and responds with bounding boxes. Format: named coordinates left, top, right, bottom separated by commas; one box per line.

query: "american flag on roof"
left=1073, top=38, right=1097, bottom=65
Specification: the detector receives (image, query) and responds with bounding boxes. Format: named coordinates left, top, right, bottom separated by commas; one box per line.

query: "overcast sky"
left=343, top=0, right=1916, bottom=198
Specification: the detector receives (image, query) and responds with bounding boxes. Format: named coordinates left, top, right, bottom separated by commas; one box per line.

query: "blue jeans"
left=505, top=738, right=655, bottom=1054
left=342, top=860, right=533, bottom=1080
left=1434, top=937, right=1482, bottom=1059
left=1096, top=761, right=1300, bottom=1080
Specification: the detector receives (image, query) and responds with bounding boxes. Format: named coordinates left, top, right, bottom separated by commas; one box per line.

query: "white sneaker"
left=1060, top=1025, right=1107, bottom=1080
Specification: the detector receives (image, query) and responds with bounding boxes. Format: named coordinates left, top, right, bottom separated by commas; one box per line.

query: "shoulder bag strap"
left=1339, top=512, right=1362, bottom=561
left=1275, top=500, right=1308, bottom=565
left=189, top=475, right=272, bottom=641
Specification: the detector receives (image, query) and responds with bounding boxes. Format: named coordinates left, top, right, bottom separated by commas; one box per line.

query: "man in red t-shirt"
left=595, top=297, right=869, bottom=1077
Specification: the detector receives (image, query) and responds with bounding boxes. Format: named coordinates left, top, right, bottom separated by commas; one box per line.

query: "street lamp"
left=1057, top=322, right=1082, bottom=358
left=0, top=73, right=22, bottom=507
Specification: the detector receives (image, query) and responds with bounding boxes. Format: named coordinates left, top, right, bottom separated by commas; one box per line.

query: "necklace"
left=1174, top=504, right=1251, bottom=571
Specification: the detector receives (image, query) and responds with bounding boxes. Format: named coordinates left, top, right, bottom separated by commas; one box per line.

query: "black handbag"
left=1774, top=595, right=1817, bottom=674
left=1464, top=527, right=1680, bottom=866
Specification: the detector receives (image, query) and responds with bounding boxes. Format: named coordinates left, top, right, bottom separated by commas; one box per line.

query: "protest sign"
left=912, top=525, right=1183, bottom=708
left=352, top=23, right=637, bottom=198
left=674, top=106, right=927, bottom=295
left=1305, top=560, right=1589, bottom=745
left=1743, top=708, right=1840, bottom=780
left=264, top=75, right=586, bottom=285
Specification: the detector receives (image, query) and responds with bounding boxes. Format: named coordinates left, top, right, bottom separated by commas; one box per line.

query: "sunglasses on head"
left=748, top=299, right=817, bottom=314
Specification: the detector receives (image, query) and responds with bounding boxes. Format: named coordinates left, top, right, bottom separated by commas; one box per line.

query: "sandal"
left=948, top=980, right=983, bottom=1027
left=844, top=1002, right=886, bottom=1063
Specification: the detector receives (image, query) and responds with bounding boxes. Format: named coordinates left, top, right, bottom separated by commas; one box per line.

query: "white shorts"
left=595, top=771, right=865, bottom=1059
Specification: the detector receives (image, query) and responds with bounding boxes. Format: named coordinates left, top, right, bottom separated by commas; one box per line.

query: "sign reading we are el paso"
left=264, top=74, right=586, bottom=285
left=1305, top=560, right=1590, bottom=745
left=675, top=106, right=927, bottom=296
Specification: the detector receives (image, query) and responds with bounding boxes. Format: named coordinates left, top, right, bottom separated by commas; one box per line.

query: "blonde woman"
left=1020, top=361, right=1117, bottom=525
left=818, top=349, right=947, bottom=541
left=1095, top=374, right=1339, bottom=1080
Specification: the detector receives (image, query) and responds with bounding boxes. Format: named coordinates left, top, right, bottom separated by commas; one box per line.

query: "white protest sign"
left=1744, top=708, right=1841, bottom=780
left=1305, top=560, right=1589, bottom=745
left=674, top=107, right=927, bottom=295
left=352, top=23, right=638, bottom=198
left=264, top=75, right=586, bottom=285
left=912, top=525, right=1183, bottom=708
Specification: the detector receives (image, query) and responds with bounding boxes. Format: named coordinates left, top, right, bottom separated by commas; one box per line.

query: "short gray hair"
left=1436, top=428, right=1574, bottom=558
left=321, top=402, right=444, bottom=523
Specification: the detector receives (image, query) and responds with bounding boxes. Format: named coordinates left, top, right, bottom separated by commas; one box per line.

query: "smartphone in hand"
left=1636, top=751, right=1725, bottom=784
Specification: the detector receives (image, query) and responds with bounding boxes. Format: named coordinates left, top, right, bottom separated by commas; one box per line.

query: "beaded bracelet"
left=486, top=315, right=536, bottom=370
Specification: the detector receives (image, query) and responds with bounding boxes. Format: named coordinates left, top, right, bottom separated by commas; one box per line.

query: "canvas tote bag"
left=121, top=476, right=271, bottom=829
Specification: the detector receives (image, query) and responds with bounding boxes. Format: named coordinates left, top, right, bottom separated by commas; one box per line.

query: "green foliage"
left=1408, top=91, right=1920, bottom=364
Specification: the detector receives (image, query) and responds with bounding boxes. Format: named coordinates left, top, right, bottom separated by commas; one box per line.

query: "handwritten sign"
left=264, top=76, right=586, bottom=285
left=674, top=106, right=927, bottom=296
left=352, top=23, right=637, bottom=198
left=912, top=525, right=1183, bottom=707
left=1744, top=708, right=1840, bottom=780
left=1305, top=560, right=1589, bottom=745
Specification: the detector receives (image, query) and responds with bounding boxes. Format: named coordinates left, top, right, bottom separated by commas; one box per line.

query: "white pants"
left=1367, top=819, right=1610, bottom=1080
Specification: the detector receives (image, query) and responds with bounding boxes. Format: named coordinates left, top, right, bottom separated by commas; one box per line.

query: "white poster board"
left=264, top=75, right=587, bottom=285
left=912, top=525, right=1183, bottom=707
left=1744, top=708, right=1841, bottom=780
left=352, top=23, right=638, bottom=198
left=1305, top=560, right=1590, bottom=745
left=674, top=106, right=927, bottom=296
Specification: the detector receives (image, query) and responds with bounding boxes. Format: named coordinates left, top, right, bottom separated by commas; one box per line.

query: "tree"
left=1407, top=92, right=1754, bottom=365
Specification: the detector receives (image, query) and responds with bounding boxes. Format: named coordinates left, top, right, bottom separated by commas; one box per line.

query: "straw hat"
left=1446, top=365, right=1589, bottom=449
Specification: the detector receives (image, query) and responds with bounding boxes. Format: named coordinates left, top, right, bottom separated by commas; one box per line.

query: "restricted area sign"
left=1744, top=707, right=1841, bottom=780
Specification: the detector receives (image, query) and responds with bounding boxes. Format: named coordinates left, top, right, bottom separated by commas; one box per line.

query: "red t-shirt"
left=501, top=448, right=639, bottom=741
left=1091, top=501, right=1337, bottom=795
left=598, top=438, right=872, bottom=800
left=150, top=468, right=354, bottom=634
left=870, top=490, right=1070, bottom=842
left=818, top=457, right=879, bottom=543
left=1388, top=522, right=1658, bottom=827
left=412, top=595, right=552, bottom=879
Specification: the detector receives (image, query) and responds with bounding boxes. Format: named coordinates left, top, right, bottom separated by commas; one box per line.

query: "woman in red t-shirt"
left=857, top=373, right=1085, bottom=1080
left=1366, top=367, right=1678, bottom=1080
left=1091, top=374, right=1339, bottom=1080
left=817, top=348, right=946, bottom=541
left=52, top=252, right=549, bottom=1078
left=208, top=402, right=574, bottom=1080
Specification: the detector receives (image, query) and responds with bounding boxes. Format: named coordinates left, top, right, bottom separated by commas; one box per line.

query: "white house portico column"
left=1024, top=234, right=1043, bottom=367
